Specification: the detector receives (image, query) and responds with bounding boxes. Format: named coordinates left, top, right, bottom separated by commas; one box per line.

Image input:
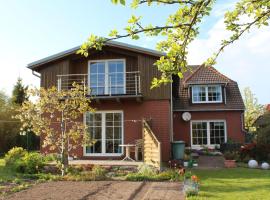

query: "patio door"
left=84, top=111, right=123, bottom=156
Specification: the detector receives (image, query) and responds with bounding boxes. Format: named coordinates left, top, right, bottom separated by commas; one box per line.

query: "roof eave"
left=27, top=40, right=165, bottom=70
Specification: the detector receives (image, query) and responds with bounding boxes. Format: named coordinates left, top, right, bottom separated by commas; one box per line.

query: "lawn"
left=188, top=168, right=270, bottom=200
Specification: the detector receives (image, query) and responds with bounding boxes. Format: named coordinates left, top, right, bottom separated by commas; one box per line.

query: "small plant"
left=137, top=164, right=157, bottom=176
left=91, top=165, right=107, bottom=180
left=223, top=151, right=236, bottom=160
left=4, top=147, right=27, bottom=166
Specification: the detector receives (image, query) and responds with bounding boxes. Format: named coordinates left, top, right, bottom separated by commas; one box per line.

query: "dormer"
left=172, top=65, right=245, bottom=111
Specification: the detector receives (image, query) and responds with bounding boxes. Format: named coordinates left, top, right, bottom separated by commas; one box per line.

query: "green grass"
left=188, top=168, right=270, bottom=200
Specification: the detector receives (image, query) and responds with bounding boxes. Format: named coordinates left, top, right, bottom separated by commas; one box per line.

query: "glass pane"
left=108, top=61, right=124, bottom=95
left=90, top=62, right=105, bottom=95
left=90, top=63, right=98, bottom=73
left=108, top=62, right=117, bottom=73
left=114, top=127, right=121, bottom=139
left=106, top=127, right=113, bottom=139
left=192, top=122, right=207, bottom=145
left=193, top=86, right=206, bottom=102
left=114, top=140, right=122, bottom=153
left=208, top=85, right=222, bottom=102
left=209, top=121, right=225, bottom=145
left=106, top=140, right=114, bottom=153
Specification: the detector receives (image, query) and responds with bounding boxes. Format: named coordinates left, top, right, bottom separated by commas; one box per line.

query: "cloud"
left=188, top=17, right=270, bottom=105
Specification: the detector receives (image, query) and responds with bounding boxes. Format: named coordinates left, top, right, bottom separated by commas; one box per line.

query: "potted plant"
left=223, top=151, right=237, bottom=168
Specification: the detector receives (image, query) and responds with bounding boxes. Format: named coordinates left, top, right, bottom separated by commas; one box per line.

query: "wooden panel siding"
left=70, top=49, right=138, bottom=75
left=138, top=54, right=170, bottom=100
left=36, top=46, right=170, bottom=100
left=39, top=59, right=69, bottom=88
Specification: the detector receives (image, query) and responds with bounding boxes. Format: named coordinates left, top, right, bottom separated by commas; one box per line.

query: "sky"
left=0, top=0, right=269, bottom=104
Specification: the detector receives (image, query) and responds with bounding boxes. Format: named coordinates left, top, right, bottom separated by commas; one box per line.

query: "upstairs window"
left=192, top=85, right=222, bottom=103
left=89, top=60, right=125, bottom=95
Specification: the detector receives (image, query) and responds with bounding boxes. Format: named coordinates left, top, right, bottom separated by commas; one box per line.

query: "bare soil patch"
left=2, top=181, right=184, bottom=200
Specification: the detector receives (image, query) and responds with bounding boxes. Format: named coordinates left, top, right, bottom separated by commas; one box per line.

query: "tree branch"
left=139, top=0, right=195, bottom=5
left=213, top=9, right=270, bottom=63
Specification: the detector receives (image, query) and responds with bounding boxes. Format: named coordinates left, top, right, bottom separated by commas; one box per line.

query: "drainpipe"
left=32, top=70, right=41, bottom=78
left=170, top=78, right=174, bottom=142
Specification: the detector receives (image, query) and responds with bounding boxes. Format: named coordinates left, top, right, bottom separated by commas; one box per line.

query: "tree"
left=0, top=91, right=21, bottom=154
left=11, top=78, right=28, bottom=105
left=16, top=84, right=95, bottom=176
left=78, top=0, right=270, bottom=88
left=242, top=87, right=264, bottom=132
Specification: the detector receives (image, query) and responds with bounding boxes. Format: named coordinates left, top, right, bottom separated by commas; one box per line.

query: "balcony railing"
left=57, top=71, right=141, bottom=96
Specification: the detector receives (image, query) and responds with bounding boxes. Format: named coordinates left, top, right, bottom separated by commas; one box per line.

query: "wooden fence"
left=142, top=119, right=161, bottom=170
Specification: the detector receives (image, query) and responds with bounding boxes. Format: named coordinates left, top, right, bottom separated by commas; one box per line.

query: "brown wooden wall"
left=39, top=59, right=69, bottom=88
left=36, top=46, right=170, bottom=100
left=138, top=54, right=170, bottom=100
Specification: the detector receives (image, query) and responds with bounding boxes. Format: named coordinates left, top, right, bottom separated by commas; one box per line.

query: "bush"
left=220, top=140, right=242, bottom=153
left=22, top=152, right=45, bottom=174
left=4, top=147, right=27, bottom=166
left=4, top=148, right=45, bottom=174
left=223, top=151, right=237, bottom=160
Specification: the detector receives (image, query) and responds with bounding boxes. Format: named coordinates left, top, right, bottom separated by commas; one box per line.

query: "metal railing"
left=57, top=71, right=141, bottom=96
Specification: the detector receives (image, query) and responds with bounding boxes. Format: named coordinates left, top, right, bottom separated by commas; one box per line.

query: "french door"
left=84, top=111, right=123, bottom=156
left=88, top=59, right=125, bottom=95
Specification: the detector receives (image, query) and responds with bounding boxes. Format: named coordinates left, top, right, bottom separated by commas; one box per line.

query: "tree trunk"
left=61, top=147, right=69, bottom=176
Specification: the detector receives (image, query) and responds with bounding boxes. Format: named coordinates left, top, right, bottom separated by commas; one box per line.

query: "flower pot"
left=224, top=160, right=236, bottom=168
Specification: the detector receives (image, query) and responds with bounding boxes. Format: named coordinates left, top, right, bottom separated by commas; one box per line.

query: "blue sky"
left=0, top=0, right=269, bottom=104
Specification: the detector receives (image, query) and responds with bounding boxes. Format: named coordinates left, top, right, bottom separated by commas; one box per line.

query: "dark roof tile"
left=173, top=65, right=245, bottom=111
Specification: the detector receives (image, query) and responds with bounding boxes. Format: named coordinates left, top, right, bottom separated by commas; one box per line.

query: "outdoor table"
left=119, top=144, right=136, bottom=161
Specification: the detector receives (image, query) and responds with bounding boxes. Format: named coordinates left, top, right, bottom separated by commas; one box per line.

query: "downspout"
left=170, top=78, right=174, bottom=142
left=32, top=70, right=41, bottom=78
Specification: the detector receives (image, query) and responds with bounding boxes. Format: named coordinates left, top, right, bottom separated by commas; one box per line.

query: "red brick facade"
left=41, top=99, right=171, bottom=162
left=173, top=110, right=245, bottom=146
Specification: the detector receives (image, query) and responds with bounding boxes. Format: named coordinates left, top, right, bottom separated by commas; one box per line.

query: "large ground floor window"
left=84, top=111, right=123, bottom=156
left=191, top=120, right=226, bottom=148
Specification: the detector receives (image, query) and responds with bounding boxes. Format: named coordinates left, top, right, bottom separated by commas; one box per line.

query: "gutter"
left=32, top=70, right=41, bottom=78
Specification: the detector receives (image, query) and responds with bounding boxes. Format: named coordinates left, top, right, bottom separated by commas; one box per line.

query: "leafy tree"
left=242, top=87, right=264, bottom=132
left=11, top=78, right=28, bottom=105
left=0, top=91, right=21, bottom=154
left=78, top=0, right=270, bottom=88
left=15, top=84, right=94, bottom=176
left=11, top=78, right=39, bottom=151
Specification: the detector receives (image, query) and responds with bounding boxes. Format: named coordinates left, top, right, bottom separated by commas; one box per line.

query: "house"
left=27, top=41, right=245, bottom=164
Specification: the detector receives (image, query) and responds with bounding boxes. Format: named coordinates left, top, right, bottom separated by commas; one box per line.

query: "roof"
left=184, top=65, right=232, bottom=85
left=27, top=40, right=165, bottom=70
left=173, top=65, right=245, bottom=111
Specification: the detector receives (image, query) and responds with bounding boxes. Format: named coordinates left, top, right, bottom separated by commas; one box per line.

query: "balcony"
left=57, top=71, right=142, bottom=100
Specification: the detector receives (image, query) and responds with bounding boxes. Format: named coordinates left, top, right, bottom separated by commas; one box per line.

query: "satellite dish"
left=182, top=112, right=191, bottom=121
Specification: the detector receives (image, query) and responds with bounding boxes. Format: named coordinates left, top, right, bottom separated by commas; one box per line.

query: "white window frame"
left=191, top=85, right=223, bottom=103
left=190, top=120, right=227, bottom=149
left=83, top=110, right=124, bottom=157
left=88, top=59, right=126, bottom=95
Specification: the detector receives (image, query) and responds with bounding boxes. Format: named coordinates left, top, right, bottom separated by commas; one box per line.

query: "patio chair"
left=133, top=139, right=144, bottom=161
